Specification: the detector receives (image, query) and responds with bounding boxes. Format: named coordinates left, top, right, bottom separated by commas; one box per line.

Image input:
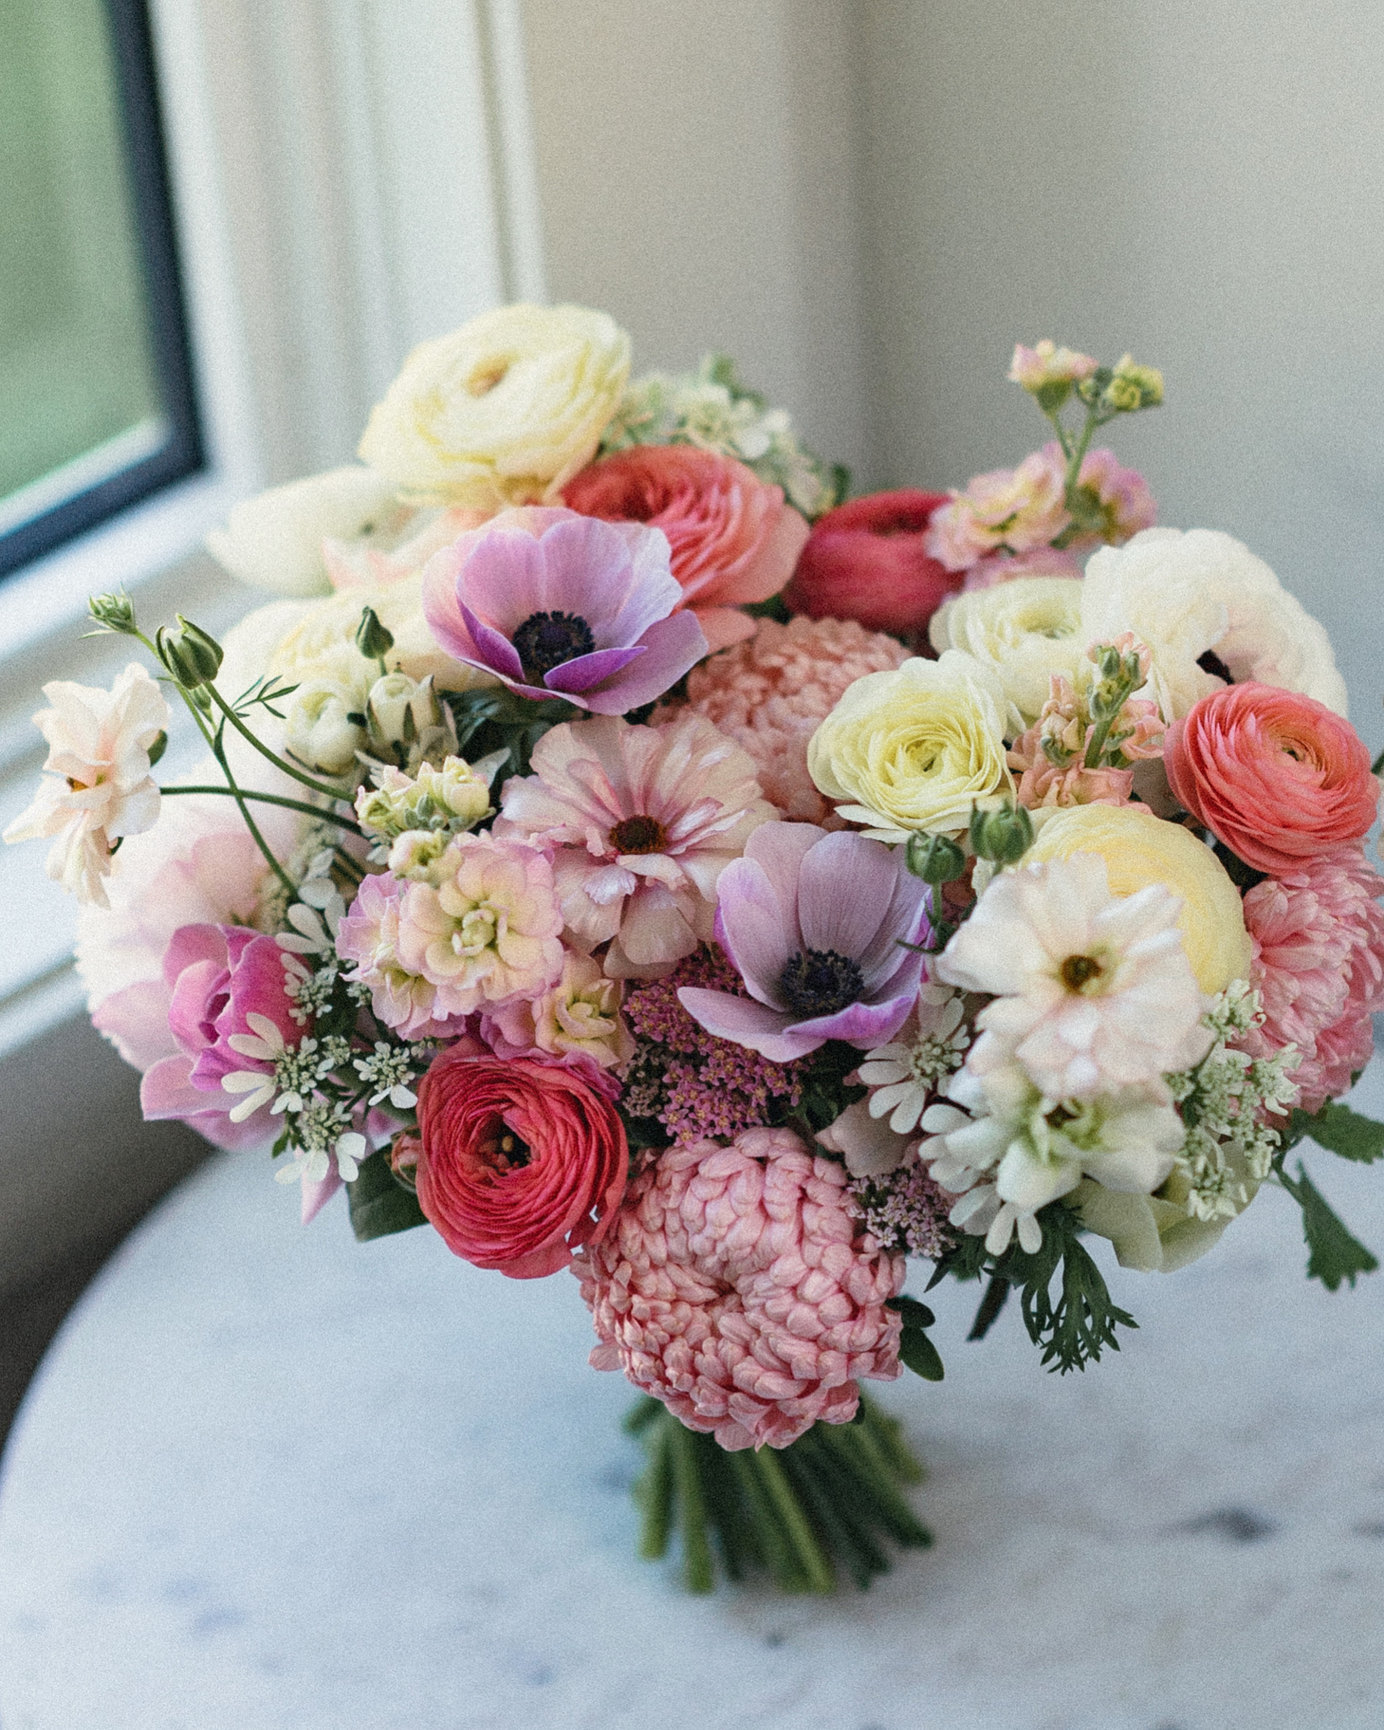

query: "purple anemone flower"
left=678, top=822, right=931, bottom=1063
left=421, top=506, right=708, bottom=714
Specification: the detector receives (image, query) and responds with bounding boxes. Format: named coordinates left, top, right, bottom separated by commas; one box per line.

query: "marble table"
left=3, top=1076, right=1384, bottom=1730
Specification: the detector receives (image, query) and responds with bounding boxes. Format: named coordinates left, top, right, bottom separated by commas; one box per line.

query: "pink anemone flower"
left=420, top=505, right=708, bottom=713
left=678, top=821, right=931, bottom=1062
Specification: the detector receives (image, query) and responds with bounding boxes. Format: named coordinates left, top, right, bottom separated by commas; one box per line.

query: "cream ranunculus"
left=929, top=577, right=1087, bottom=724
left=284, top=677, right=370, bottom=776
left=206, top=467, right=404, bottom=597
left=358, top=303, right=631, bottom=508
left=1081, top=527, right=1348, bottom=720
left=807, top=651, right=1014, bottom=841
left=1023, top=802, right=1252, bottom=995
left=1074, top=1147, right=1261, bottom=1273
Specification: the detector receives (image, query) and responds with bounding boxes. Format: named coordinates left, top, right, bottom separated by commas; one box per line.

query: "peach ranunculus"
left=563, top=444, right=809, bottom=651
left=414, top=1048, right=628, bottom=1278
left=1165, top=682, right=1379, bottom=877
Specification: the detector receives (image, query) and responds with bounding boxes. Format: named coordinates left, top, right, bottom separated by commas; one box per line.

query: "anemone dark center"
left=610, top=814, right=667, bottom=855
left=778, top=948, right=864, bottom=1019
left=1060, top=953, right=1104, bottom=992
left=1197, top=648, right=1234, bottom=685
left=512, top=610, right=595, bottom=681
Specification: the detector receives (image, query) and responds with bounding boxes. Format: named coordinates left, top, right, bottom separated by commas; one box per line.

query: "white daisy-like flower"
left=857, top=984, right=969, bottom=1134
left=220, top=1013, right=294, bottom=1121
left=4, top=663, right=170, bottom=906
left=936, top=853, right=1212, bottom=1101
left=274, top=1130, right=367, bottom=1188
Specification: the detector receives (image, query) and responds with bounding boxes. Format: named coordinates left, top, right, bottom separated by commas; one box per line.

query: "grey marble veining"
left=2, top=1071, right=1383, bottom=1730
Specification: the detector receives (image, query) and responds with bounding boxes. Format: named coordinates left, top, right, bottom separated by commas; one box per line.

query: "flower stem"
left=203, top=680, right=353, bottom=802
left=174, top=684, right=295, bottom=897
left=160, top=784, right=363, bottom=834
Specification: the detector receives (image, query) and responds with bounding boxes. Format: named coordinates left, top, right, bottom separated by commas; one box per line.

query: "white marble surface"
left=3, top=1076, right=1384, bottom=1730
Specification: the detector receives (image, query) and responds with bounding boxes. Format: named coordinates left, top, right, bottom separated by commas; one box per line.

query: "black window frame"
left=0, top=0, right=204, bottom=580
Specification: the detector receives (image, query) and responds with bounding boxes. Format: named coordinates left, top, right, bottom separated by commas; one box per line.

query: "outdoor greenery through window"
left=0, top=0, right=200, bottom=577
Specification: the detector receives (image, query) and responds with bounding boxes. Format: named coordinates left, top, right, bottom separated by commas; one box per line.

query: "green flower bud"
left=355, top=606, right=395, bottom=661
left=147, top=729, right=168, bottom=769
left=968, top=800, right=1034, bottom=865
left=87, top=591, right=138, bottom=635
left=1107, top=354, right=1164, bottom=411
left=156, top=617, right=224, bottom=688
left=905, top=830, right=967, bottom=885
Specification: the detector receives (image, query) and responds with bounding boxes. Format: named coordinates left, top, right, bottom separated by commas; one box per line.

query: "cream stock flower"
left=929, top=577, right=1088, bottom=725
left=5, top=664, right=170, bottom=907
left=1023, top=803, right=1252, bottom=996
left=1081, top=527, right=1348, bottom=720
left=359, top=303, right=631, bottom=508
left=807, top=652, right=1013, bottom=841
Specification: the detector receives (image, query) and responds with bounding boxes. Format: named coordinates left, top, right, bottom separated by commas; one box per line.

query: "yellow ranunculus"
left=929, top=577, right=1087, bottom=725
left=358, top=303, right=631, bottom=508
left=1024, top=802, right=1251, bottom=994
left=807, top=651, right=1013, bottom=841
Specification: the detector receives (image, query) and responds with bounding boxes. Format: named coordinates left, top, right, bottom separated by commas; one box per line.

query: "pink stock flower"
left=575, top=1127, right=905, bottom=1449
left=960, top=545, right=1085, bottom=590
left=336, top=872, right=471, bottom=1039
left=678, top=822, right=931, bottom=1063
left=667, top=615, right=909, bottom=824
left=925, top=449, right=1070, bottom=571
left=480, top=949, right=634, bottom=1070
left=494, top=713, right=773, bottom=977
left=420, top=505, right=708, bottom=713
left=1008, top=341, right=1098, bottom=392
left=1068, top=446, right=1156, bottom=548
left=563, top=444, right=809, bottom=652
left=1008, top=650, right=1165, bottom=811
left=1236, top=849, right=1384, bottom=1113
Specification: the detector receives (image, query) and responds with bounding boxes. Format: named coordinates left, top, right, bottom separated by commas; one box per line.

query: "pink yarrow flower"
left=494, top=713, right=773, bottom=978
left=1236, top=848, right=1384, bottom=1113
left=575, top=1127, right=905, bottom=1450
left=420, top=505, right=708, bottom=712
left=678, top=821, right=931, bottom=1063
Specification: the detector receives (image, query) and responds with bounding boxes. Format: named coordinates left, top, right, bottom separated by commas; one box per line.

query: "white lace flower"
left=4, top=663, right=170, bottom=906
left=936, top=853, right=1212, bottom=1101
left=857, top=985, right=969, bottom=1134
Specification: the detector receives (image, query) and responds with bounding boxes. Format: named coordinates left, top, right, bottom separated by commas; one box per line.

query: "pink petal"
left=797, top=831, right=899, bottom=960
left=457, top=525, right=550, bottom=626
left=714, top=858, right=796, bottom=1004
left=300, top=1167, right=343, bottom=1225
left=543, top=643, right=645, bottom=694
left=743, top=821, right=824, bottom=908
left=460, top=602, right=524, bottom=680
left=792, top=989, right=918, bottom=1051
left=91, top=979, right=175, bottom=1071
left=693, top=606, right=759, bottom=652
left=676, top=987, right=817, bottom=1062
left=577, top=611, right=708, bottom=715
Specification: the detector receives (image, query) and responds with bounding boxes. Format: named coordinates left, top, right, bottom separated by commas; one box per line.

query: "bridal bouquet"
left=11, top=309, right=1384, bottom=1594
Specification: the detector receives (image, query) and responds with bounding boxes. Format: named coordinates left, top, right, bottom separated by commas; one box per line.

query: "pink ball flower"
left=782, top=488, right=961, bottom=636
left=494, top=713, right=773, bottom=978
left=1166, top=682, right=1379, bottom=876
left=415, top=1048, right=628, bottom=1278
left=575, top=1128, right=905, bottom=1450
left=420, top=505, right=708, bottom=713
left=1237, top=848, right=1384, bottom=1113
left=670, top=615, right=909, bottom=823
left=563, top=445, right=809, bottom=652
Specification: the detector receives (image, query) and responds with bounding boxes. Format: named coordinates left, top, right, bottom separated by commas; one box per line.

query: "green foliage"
left=888, top=1296, right=944, bottom=1381
left=347, top=1152, right=428, bottom=1243
left=793, top=1040, right=866, bottom=1135
left=1276, top=1159, right=1380, bottom=1291
left=442, top=686, right=576, bottom=780
left=1286, top=1100, right=1384, bottom=1165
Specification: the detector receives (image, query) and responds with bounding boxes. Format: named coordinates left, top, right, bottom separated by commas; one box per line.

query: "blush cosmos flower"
left=1166, top=682, right=1379, bottom=877
left=494, top=713, right=773, bottom=977
left=415, top=1048, right=628, bottom=1278
left=678, top=822, right=931, bottom=1063
left=420, top=505, right=708, bottom=713
left=5, top=664, right=170, bottom=907
left=781, top=488, right=962, bottom=636
left=563, top=444, right=808, bottom=651
left=936, top=853, right=1213, bottom=1099
left=574, top=1128, right=905, bottom=1449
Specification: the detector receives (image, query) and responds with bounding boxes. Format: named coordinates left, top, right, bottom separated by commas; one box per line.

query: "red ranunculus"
left=415, top=1049, right=628, bottom=1278
left=1166, top=681, right=1379, bottom=876
left=782, top=489, right=962, bottom=636
left=563, top=444, right=808, bottom=652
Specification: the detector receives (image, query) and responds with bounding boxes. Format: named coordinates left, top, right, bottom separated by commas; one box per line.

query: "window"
left=0, top=0, right=201, bottom=578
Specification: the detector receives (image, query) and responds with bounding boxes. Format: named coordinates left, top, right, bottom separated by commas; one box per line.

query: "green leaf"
left=898, top=1327, right=945, bottom=1382
left=347, top=1152, right=428, bottom=1242
left=887, top=1295, right=936, bottom=1330
left=1292, top=1162, right=1380, bottom=1291
left=1290, top=1101, right=1384, bottom=1164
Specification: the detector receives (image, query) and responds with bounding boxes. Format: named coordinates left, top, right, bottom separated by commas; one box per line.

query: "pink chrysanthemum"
left=1236, top=848, right=1384, bottom=1112
left=668, top=615, right=909, bottom=823
left=575, top=1128, right=905, bottom=1450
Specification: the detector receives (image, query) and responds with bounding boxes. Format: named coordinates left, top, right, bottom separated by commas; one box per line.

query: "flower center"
left=778, top=948, right=864, bottom=1019
left=512, top=610, right=596, bottom=681
left=479, top=1116, right=530, bottom=1171
left=466, top=357, right=511, bottom=396
left=1059, top=953, right=1105, bottom=993
left=609, top=814, right=667, bottom=855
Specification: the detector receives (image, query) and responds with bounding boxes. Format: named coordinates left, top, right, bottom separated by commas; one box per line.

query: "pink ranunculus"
left=414, top=1048, right=628, bottom=1278
left=1236, top=847, right=1384, bottom=1113
left=575, top=1127, right=905, bottom=1450
left=782, top=488, right=962, bottom=636
left=563, top=445, right=809, bottom=653
left=1166, top=682, right=1379, bottom=876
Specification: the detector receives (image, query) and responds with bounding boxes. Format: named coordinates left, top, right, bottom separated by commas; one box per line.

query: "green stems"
left=203, top=681, right=351, bottom=802
left=161, top=784, right=363, bottom=835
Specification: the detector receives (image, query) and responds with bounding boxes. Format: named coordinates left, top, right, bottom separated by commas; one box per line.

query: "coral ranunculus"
left=563, top=444, right=809, bottom=652
left=1166, top=682, right=1379, bottom=876
left=415, top=1050, right=629, bottom=1278
left=783, top=489, right=963, bottom=636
